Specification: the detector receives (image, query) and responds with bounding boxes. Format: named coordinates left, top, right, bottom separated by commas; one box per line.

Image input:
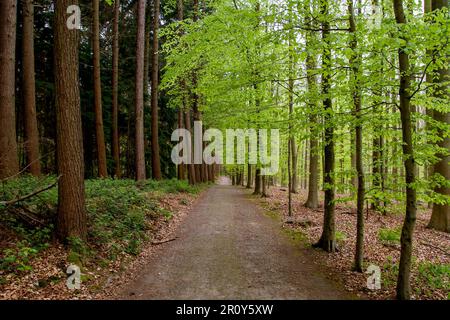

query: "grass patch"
left=283, top=228, right=306, bottom=245
left=378, top=227, right=401, bottom=244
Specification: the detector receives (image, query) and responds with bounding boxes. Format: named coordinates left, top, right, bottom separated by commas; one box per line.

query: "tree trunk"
left=54, top=0, right=86, bottom=240
left=253, top=168, right=261, bottom=195
left=246, top=163, right=252, bottom=188
left=261, top=175, right=268, bottom=197
left=151, top=0, right=162, bottom=180
left=135, top=0, right=147, bottom=181
left=394, top=0, right=417, bottom=300
left=92, top=0, right=108, bottom=177
left=291, top=139, right=298, bottom=193
left=348, top=0, right=365, bottom=272
left=0, top=0, right=19, bottom=179
left=22, top=0, right=41, bottom=176
left=304, top=0, right=319, bottom=209
left=112, top=0, right=121, bottom=178
left=428, top=0, right=450, bottom=233
left=314, top=0, right=336, bottom=252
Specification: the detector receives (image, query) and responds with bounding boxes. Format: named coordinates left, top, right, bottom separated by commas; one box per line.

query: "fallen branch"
left=151, top=237, right=177, bottom=245
left=0, top=176, right=61, bottom=207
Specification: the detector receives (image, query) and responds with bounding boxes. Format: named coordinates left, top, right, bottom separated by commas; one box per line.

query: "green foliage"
left=378, top=227, right=401, bottom=244
left=417, top=262, right=450, bottom=291
left=0, top=241, right=38, bottom=273
left=335, top=231, right=347, bottom=242
left=1, top=177, right=199, bottom=274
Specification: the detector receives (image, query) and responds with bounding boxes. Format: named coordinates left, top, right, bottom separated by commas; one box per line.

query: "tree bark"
left=111, top=0, right=121, bottom=178
left=0, top=0, right=19, bottom=179
left=304, top=0, right=319, bottom=209
left=151, top=0, right=162, bottom=180
left=314, top=0, right=336, bottom=252
left=393, top=0, right=417, bottom=300
left=92, top=0, right=108, bottom=177
left=348, top=0, right=365, bottom=272
left=246, top=163, right=252, bottom=188
left=22, top=0, right=41, bottom=176
left=135, top=0, right=147, bottom=181
left=54, top=0, right=86, bottom=240
left=428, top=0, right=450, bottom=233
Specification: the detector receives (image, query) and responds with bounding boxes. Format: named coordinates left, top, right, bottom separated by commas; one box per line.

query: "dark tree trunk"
left=394, top=0, right=417, bottom=300
left=111, top=0, right=121, bottom=178
left=246, top=163, right=252, bottom=188
left=314, top=0, right=336, bottom=252
left=348, top=0, right=365, bottom=272
left=135, top=0, right=147, bottom=181
left=93, top=0, right=108, bottom=178
left=261, top=175, right=268, bottom=197
left=0, top=0, right=19, bottom=179
left=151, top=0, right=162, bottom=180
left=22, top=0, right=41, bottom=176
left=253, top=168, right=261, bottom=195
left=428, top=0, right=450, bottom=233
left=54, top=0, right=86, bottom=240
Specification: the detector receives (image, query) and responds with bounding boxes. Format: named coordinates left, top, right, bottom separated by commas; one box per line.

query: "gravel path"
left=118, top=183, right=352, bottom=299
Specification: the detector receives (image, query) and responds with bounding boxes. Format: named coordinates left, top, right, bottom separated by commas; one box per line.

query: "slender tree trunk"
left=22, top=0, right=41, bottom=176
left=348, top=0, right=365, bottom=272
left=253, top=168, right=261, bottom=195
left=151, top=0, right=162, bottom=180
left=291, top=140, right=298, bottom=193
left=246, top=163, right=252, bottom=188
left=112, top=0, right=121, bottom=178
left=54, top=0, right=86, bottom=240
left=428, top=0, right=450, bottom=233
left=314, top=0, right=336, bottom=252
left=394, top=0, right=417, bottom=300
left=372, top=135, right=381, bottom=209
left=304, top=0, right=319, bottom=209
left=424, top=0, right=434, bottom=209
left=93, top=0, right=108, bottom=177
left=0, top=0, right=19, bottom=179
left=135, top=0, right=147, bottom=181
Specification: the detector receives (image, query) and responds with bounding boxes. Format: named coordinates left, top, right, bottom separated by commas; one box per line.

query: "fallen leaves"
left=256, top=186, right=450, bottom=300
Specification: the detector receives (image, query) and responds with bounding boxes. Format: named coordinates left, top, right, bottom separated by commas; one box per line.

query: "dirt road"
left=118, top=183, right=352, bottom=299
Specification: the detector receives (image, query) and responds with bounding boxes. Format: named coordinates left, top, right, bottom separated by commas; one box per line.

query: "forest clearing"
left=0, top=0, right=449, bottom=304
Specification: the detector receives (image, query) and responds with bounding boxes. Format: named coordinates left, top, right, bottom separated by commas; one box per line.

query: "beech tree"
left=393, top=0, right=417, bottom=300
left=427, top=0, right=450, bottom=233
left=314, top=0, right=336, bottom=253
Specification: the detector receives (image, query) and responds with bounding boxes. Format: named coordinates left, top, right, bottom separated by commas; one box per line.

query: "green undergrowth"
left=0, top=176, right=206, bottom=276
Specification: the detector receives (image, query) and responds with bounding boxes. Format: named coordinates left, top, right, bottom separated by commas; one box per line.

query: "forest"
left=0, top=0, right=449, bottom=301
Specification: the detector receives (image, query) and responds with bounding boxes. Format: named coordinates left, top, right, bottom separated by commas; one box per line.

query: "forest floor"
left=114, top=178, right=352, bottom=299
left=0, top=178, right=207, bottom=299
left=255, top=186, right=450, bottom=300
